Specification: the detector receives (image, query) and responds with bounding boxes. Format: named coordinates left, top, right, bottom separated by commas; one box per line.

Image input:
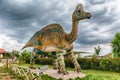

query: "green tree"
left=10, top=50, right=20, bottom=59
left=94, top=46, right=101, bottom=56
left=111, top=32, right=120, bottom=57
left=20, top=50, right=31, bottom=61
left=18, top=50, right=31, bottom=65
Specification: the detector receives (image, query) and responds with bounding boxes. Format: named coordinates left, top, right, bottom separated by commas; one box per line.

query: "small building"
left=0, top=48, right=8, bottom=58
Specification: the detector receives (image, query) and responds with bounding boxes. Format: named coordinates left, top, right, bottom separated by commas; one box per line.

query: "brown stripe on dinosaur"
left=34, top=45, right=42, bottom=50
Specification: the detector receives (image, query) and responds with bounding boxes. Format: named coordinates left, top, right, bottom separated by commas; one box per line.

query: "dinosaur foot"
left=29, top=65, right=36, bottom=69
left=53, top=66, right=58, bottom=70
left=58, top=70, right=69, bottom=75
left=75, top=64, right=81, bottom=73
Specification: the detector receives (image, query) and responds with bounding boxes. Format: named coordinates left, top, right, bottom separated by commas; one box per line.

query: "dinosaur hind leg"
left=69, top=51, right=81, bottom=73
left=29, top=49, right=40, bottom=69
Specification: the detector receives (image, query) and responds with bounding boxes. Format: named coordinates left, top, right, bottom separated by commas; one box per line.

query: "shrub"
left=35, top=58, right=53, bottom=65
left=77, top=58, right=92, bottom=69
left=24, top=57, right=120, bottom=72
left=109, top=58, right=120, bottom=72
left=99, top=58, right=111, bottom=70
left=65, top=58, right=74, bottom=68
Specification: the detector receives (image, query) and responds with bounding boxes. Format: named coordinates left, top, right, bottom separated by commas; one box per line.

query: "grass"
left=66, top=67, right=120, bottom=80
left=16, top=63, right=120, bottom=80
left=82, top=70, right=120, bottom=80
left=1, top=62, right=120, bottom=80
left=39, top=70, right=120, bottom=80
left=18, top=62, right=53, bottom=68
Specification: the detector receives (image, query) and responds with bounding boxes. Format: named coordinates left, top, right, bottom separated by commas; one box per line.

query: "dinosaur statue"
left=22, top=3, right=92, bottom=75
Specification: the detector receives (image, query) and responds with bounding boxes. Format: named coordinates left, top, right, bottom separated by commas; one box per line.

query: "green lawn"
left=82, top=70, right=120, bottom=80
left=17, top=63, right=120, bottom=80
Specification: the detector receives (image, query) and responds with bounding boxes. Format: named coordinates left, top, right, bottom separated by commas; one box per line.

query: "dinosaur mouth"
left=86, top=13, right=92, bottom=19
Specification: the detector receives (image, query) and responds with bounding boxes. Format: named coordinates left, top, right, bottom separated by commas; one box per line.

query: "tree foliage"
left=19, top=50, right=31, bottom=62
left=111, top=32, right=120, bottom=57
left=94, top=46, right=101, bottom=55
left=11, top=50, right=20, bottom=58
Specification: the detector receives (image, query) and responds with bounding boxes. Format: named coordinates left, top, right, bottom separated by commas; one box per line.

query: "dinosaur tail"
left=21, top=30, right=40, bottom=50
left=21, top=42, right=33, bottom=50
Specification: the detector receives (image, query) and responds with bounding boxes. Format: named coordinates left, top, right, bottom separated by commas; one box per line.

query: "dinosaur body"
left=22, top=23, right=72, bottom=53
left=22, top=4, right=92, bottom=75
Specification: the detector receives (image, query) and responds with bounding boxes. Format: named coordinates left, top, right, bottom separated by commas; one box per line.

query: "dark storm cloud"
left=0, top=0, right=37, bottom=20
left=76, top=34, right=112, bottom=45
left=86, top=0, right=117, bottom=25
left=0, top=0, right=72, bottom=43
left=74, top=0, right=120, bottom=47
left=0, top=0, right=119, bottom=49
left=0, top=0, right=40, bottom=39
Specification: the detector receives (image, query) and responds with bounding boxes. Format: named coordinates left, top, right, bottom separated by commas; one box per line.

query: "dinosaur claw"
left=29, top=65, right=36, bottom=69
left=57, top=70, right=69, bottom=75
left=75, top=64, right=81, bottom=73
left=53, top=66, right=58, bottom=70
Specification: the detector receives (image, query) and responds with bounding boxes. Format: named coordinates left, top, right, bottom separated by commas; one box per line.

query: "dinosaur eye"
left=78, top=10, right=81, bottom=13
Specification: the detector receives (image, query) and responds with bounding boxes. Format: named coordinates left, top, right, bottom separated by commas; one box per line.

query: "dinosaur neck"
left=67, top=20, right=79, bottom=43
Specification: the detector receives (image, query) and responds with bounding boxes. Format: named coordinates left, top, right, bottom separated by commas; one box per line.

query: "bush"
left=35, top=58, right=53, bottom=65
left=65, top=58, right=74, bottom=68
left=100, top=58, right=111, bottom=70
left=24, top=57, right=120, bottom=72
left=109, top=58, right=120, bottom=71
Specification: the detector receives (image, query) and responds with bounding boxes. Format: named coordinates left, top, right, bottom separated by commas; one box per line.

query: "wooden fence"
left=10, top=64, right=43, bottom=80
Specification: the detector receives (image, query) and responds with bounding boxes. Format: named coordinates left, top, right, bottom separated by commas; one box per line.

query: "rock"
left=43, top=69, right=86, bottom=80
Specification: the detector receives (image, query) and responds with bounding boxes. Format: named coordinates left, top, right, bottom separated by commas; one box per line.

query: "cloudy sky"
left=0, top=0, right=120, bottom=55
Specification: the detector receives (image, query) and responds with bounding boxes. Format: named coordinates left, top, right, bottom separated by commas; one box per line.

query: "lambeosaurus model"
left=22, top=3, right=92, bottom=75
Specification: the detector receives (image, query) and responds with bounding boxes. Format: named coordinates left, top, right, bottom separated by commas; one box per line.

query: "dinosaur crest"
left=72, top=3, right=92, bottom=20
left=76, top=4, right=83, bottom=11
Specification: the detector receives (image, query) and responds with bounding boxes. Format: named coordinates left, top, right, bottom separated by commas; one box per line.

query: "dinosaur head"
left=72, top=4, right=92, bottom=21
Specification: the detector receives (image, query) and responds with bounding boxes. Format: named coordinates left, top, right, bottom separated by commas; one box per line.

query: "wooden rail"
left=10, top=64, right=43, bottom=80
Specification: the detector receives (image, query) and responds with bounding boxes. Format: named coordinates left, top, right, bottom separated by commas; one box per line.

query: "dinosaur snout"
left=86, top=13, right=92, bottom=19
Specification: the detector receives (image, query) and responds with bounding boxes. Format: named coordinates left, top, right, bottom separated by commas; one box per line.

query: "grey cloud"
left=74, top=0, right=119, bottom=47
left=85, top=0, right=117, bottom=26
left=76, top=34, right=112, bottom=46
left=105, top=24, right=120, bottom=34
left=0, top=0, right=37, bottom=19
left=88, top=0, right=106, bottom=5
left=0, top=0, right=72, bottom=44
left=0, top=0, right=119, bottom=49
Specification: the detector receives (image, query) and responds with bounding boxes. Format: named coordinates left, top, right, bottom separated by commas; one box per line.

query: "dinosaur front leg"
left=29, top=52, right=37, bottom=69
left=52, top=53, right=59, bottom=70
left=53, top=59, right=59, bottom=70
left=30, top=48, right=40, bottom=69
left=68, top=51, right=81, bottom=73
left=57, top=52, right=68, bottom=75
left=30, top=40, right=42, bottom=69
